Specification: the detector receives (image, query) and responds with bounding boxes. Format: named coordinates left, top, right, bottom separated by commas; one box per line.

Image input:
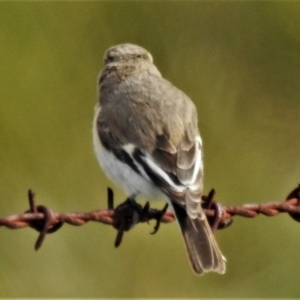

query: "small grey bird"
left=93, top=44, right=225, bottom=274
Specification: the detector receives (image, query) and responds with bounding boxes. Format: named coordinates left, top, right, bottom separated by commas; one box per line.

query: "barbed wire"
left=1, top=185, right=300, bottom=249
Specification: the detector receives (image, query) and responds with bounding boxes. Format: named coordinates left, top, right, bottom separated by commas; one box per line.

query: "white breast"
left=92, top=105, right=165, bottom=200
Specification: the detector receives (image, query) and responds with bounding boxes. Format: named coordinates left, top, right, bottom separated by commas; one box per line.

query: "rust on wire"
left=25, top=189, right=64, bottom=250
left=1, top=185, right=300, bottom=249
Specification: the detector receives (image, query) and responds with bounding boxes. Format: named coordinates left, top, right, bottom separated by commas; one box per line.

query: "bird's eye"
left=106, top=55, right=114, bottom=63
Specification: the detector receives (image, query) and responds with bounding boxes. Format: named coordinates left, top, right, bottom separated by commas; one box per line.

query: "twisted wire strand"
left=1, top=185, right=299, bottom=249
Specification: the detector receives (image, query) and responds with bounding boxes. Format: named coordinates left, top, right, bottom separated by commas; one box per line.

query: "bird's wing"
left=133, top=131, right=204, bottom=218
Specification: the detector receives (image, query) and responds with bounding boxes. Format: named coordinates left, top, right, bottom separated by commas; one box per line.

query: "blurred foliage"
left=0, top=1, right=300, bottom=298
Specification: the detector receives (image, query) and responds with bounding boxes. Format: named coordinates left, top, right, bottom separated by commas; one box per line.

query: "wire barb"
left=1, top=185, right=300, bottom=250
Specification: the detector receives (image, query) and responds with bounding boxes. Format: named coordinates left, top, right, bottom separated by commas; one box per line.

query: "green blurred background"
left=1, top=1, right=300, bottom=298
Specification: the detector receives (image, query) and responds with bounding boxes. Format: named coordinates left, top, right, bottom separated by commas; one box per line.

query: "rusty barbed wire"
left=1, top=185, right=300, bottom=249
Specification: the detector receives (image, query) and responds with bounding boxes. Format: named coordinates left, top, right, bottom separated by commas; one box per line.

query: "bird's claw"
left=150, top=203, right=169, bottom=235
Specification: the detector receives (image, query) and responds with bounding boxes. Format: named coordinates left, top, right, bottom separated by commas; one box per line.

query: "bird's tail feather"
left=171, top=202, right=226, bottom=275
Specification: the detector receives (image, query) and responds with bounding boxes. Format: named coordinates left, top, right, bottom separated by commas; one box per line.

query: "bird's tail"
left=171, top=202, right=226, bottom=275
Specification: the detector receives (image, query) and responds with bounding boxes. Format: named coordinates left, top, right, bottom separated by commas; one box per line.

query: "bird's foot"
left=107, top=188, right=169, bottom=246
left=149, top=203, right=169, bottom=235
left=107, top=189, right=143, bottom=247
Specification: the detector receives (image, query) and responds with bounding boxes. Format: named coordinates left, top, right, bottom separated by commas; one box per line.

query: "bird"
left=92, top=43, right=225, bottom=274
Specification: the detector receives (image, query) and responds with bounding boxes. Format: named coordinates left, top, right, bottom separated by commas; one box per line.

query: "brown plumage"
left=93, top=44, right=225, bottom=274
